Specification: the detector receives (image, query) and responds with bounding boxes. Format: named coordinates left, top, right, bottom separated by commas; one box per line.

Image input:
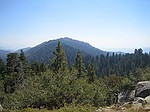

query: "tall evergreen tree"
left=40, top=62, right=47, bottom=72
left=87, top=63, right=96, bottom=83
left=6, top=53, right=20, bottom=74
left=19, top=50, right=28, bottom=84
left=31, top=61, right=40, bottom=74
left=0, top=57, right=5, bottom=77
left=75, top=51, right=85, bottom=78
left=20, top=50, right=27, bottom=65
left=51, top=41, right=67, bottom=73
left=4, top=53, right=20, bottom=93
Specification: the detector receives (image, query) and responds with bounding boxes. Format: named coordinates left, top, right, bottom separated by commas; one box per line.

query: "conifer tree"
left=20, top=50, right=27, bottom=65
left=88, top=63, right=96, bottom=83
left=19, top=50, right=28, bottom=84
left=40, top=62, right=47, bottom=72
left=31, top=61, right=40, bottom=74
left=0, top=57, right=5, bottom=79
left=75, top=51, right=85, bottom=78
left=51, top=41, right=67, bottom=73
left=4, top=53, right=20, bottom=93
left=6, top=53, right=20, bottom=74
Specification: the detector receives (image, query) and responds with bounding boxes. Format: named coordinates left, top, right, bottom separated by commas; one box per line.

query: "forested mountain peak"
left=31, top=37, right=107, bottom=56
left=24, top=37, right=108, bottom=65
left=0, top=37, right=108, bottom=65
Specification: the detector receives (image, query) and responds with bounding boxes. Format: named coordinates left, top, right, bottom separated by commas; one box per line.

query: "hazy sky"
left=0, top=0, right=150, bottom=51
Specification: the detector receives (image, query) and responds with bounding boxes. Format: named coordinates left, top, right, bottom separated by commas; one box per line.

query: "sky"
left=0, top=0, right=150, bottom=52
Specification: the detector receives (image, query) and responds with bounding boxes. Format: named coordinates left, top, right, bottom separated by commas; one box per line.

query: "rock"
left=118, top=88, right=135, bottom=104
left=96, top=108, right=102, bottom=112
left=0, top=104, right=3, bottom=112
left=128, top=90, right=135, bottom=100
left=135, top=81, right=150, bottom=98
left=133, top=97, right=146, bottom=104
left=96, top=108, right=115, bottom=112
left=118, top=81, right=150, bottom=105
left=120, top=106, right=127, bottom=111
left=145, top=95, right=150, bottom=104
left=101, top=108, right=116, bottom=112
left=110, top=104, right=120, bottom=109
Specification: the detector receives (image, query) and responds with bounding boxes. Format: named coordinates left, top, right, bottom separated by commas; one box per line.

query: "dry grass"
left=3, top=105, right=96, bottom=112
left=95, top=104, right=150, bottom=112
left=3, top=104, right=150, bottom=112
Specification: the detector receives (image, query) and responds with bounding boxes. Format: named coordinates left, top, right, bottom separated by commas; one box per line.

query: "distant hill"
left=15, top=47, right=31, bottom=53
left=0, top=50, right=10, bottom=62
left=24, top=38, right=108, bottom=66
left=0, top=47, right=31, bottom=63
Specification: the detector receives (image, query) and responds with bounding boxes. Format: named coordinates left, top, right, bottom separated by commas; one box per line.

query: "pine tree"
left=0, top=57, right=5, bottom=79
left=75, top=51, right=85, bottom=78
left=0, top=58, right=5, bottom=103
left=19, top=50, right=28, bottom=84
left=51, top=41, right=67, bottom=73
left=4, top=53, right=20, bottom=93
left=40, top=62, right=47, bottom=72
left=6, top=53, right=20, bottom=74
left=87, top=63, right=96, bottom=83
left=20, top=50, right=27, bottom=65
left=31, top=61, right=40, bottom=74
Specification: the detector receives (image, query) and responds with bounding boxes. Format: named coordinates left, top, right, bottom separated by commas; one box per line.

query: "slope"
left=59, top=37, right=107, bottom=56
left=25, top=38, right=107, bottom=66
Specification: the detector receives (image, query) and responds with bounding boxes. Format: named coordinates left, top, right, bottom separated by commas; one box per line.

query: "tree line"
left=92, top=48, right=150, bottom=77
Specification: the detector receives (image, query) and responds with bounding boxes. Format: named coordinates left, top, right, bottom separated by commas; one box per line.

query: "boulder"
left=133, top=97, right=146, bottom=104
left=118, top=89, right=135, bottom=104
left=128, top=90, right=135, bottom=101
left=118, top=81, right=150, bottom=105
left=135, top=81, right=150, bottom=98
left=0, top=104, right=3, bottom=112
left=145, top=95, right=150, bottom=104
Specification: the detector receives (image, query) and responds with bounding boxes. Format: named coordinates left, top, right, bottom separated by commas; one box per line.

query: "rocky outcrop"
left=133, top=97, right=146, bottom=104
left=118, top=81, right=150, bottom=104
left=98, top=81, right=150, bottom=112
left=118, top=88, right=135, bottom=104
left=145, top=95, right=150, bottom=104
left=135, top=81, right=150, bottom=98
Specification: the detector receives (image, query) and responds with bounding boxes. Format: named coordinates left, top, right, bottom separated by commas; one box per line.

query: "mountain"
left=24, top=37, right=108, bottom=66
left=0, top=38, right=109, bottom=66
left=0, top=50, right=10, bottom=62
left=58, top=37, right=107, bottom=56
left=0, top=47, right=31, bottom=63
left=15, top=47, right=31, bottom=53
